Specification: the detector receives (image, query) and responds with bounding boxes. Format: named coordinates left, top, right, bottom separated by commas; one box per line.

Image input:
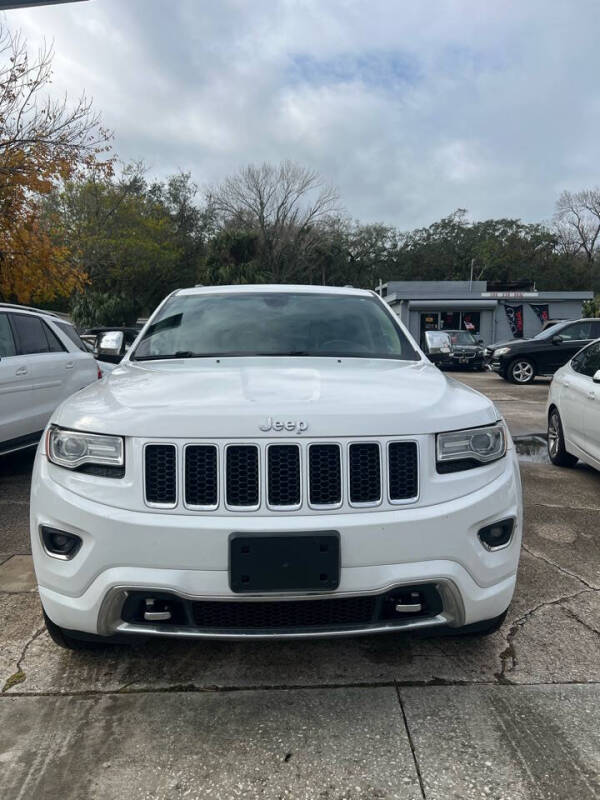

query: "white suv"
left=0, top=305, right=99, bottom=456
left=30, top=285, right=523, bottom=648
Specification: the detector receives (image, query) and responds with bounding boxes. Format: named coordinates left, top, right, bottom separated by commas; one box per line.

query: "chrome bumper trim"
left=96, top=579, right=465, bottom=638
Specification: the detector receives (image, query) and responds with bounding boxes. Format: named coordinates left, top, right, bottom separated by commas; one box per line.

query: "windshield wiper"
left=134, top=351, right=205, bottom=361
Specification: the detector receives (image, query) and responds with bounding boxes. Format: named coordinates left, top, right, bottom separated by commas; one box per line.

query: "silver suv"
left=0, top=304, right=99, bottom=455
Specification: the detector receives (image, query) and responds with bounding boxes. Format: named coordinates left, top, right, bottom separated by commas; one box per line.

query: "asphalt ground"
left=1, top=370, right=599, bottom=800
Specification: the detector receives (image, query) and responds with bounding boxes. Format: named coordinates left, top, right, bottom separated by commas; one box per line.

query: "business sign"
left=481, top=291, right=539, bottom=299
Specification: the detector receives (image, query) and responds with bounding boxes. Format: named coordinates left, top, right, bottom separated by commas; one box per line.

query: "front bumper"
left=31, top=451, right=522, bottom=639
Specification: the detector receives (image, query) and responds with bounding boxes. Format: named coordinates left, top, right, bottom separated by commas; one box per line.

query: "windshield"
left=448, top=331, right=477, bottom=345
left=132, top=292, right=419, bottom=361
left=533, top=322, right=567, bottom=340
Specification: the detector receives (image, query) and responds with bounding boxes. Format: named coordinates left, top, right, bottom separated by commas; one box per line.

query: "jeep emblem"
left=259, top=417, right=308, bottom=434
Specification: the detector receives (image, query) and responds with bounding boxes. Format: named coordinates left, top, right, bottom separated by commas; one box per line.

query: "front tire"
left=547, top=408, right=578, bottom=468
left=507, top=357, right=536, bottom=384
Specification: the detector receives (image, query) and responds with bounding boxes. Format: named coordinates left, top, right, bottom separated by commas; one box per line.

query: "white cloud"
left=4, top=0, right=600, bottom=229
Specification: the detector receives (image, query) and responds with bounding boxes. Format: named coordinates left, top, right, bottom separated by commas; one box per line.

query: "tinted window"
left=0, top=313, right=16, bottom=357
left=591, top=321, right=600, bottom=338
left=572, top=342, right=600, bottom=377
left=11, top=314, right=50, bottom=354
left=133, top=293, right=419, bottom=361
left=43, top=323, right=65, bottom=353
left=56, top=320, right=87, bottom=352
left=560, top=321, right=592, bottom=341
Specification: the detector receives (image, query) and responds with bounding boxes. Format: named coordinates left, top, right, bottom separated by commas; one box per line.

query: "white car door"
left=9, top=312, right=72, bottom=434
left=0, top=311, right=36, bottom=448
left=560, top=360, right=590, bottom=454
left=577, top=341, right=600, bottom=467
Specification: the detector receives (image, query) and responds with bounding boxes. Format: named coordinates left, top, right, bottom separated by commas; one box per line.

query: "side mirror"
left=424, top=331, right=452, bottom=355
left=594, top=370, right=600, bottom=384
left=98, top=331, right=124, bottom=356
left=552, top=334, right=563, bottom=345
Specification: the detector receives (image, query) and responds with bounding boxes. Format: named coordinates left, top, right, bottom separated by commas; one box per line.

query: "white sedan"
left=546, top=338, right=600, bottom=471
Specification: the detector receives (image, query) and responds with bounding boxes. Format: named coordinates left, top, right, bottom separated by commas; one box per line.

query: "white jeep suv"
left=30, top=285, right=522, bottom=648
left=1, top=304, right=99, bottom=456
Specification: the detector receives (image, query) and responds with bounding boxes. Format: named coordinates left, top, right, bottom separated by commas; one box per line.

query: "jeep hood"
left=53, top=357, right=499, bottom=438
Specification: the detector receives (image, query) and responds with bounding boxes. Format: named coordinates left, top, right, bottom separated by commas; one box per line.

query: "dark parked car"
left=486, top=318, right=600, bottom=384
left=81, top=327, right=140, bottom=365
left=423, top=329, right=486, bottom=370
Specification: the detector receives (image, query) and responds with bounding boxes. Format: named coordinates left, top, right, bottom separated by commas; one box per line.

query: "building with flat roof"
left=380, top=280, right=594, bottom=345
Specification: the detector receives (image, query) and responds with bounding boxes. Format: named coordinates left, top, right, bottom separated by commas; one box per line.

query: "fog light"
left=41, top=526, right=82, bottom=560
left=478, top=519, right=514, bottom=551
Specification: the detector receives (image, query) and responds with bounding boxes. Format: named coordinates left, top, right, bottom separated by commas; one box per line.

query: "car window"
left=590, top=321, right=600, bottom=338
left=11, top=314, right=51, bottom=354
left=133, top=293, right=420, bottom=361
left=560, top=321, right=592, bottom=341
left=55, top=320, right=88, bottom=352
left=0, top=313, right=17, bottom=357
left=43, top=323, right=66, bottom=353
left=572, top=342, right=600, bottom=378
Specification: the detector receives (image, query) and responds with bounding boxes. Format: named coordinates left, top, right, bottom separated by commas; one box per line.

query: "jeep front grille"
left=267, top=444, right=301, bottom=508
left=309, top=444, right=342, bottom=507
left=226, top=445, right=259, bottom=508
left=145, top=444, right=177, bottom=506
left=185, top=445, right=218, bottom=508
left=143, top=439, right=418, bottom=512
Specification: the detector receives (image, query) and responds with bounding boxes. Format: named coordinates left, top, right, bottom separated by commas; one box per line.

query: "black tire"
left=547, top=408, right=578, bottom=468
left=507, top=357, right=536, bottom=384
left=43, top=610, right=113, bottom=651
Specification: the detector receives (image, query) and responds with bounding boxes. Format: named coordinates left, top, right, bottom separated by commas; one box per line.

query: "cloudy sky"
left=5, top=0, right=600, bottom=228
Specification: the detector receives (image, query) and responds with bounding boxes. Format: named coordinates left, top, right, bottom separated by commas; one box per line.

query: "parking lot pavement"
left=452, top=369, right=551, bottom=436
left=1, top=372, right=599, bottom=799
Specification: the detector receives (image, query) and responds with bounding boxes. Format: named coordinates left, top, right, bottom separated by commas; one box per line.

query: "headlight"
left=437, top=423, right=506, bottom=472
left=493, top=346, right=511, bottom=356
left=46, top=426, right=124, bottom=471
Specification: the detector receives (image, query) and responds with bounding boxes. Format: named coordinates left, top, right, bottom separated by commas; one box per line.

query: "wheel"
left=547, top=408, right=578, bottom=468
left=43, top=610, right=114, bottom=650
left=507, top=357, right=536, bottom=384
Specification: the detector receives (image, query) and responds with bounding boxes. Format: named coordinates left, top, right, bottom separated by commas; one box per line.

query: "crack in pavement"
left=521, top=543, right=599, bottom=590
left=3, top=678, right=600, bottom=700
left=2, top=625, right=44, bottom=693
left=560, top=604, right=600, bottom=638
left=395, top=682, right=427, bottom=798
left=495, top=545, right=600, bottom=682
left=497, top=588, right=597, bottom=683
left=527, top=501, right=600, bottom=512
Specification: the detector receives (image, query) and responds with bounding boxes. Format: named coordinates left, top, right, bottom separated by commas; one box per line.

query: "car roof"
left=84, top=327, right=140, bottom=334
left=174, top=284, right=374, bottom=298
left=0, top=303, right=64, bottom=319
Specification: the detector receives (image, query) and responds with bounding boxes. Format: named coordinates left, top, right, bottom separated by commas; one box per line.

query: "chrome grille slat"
left=143, top=439, right=418, bottom=512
